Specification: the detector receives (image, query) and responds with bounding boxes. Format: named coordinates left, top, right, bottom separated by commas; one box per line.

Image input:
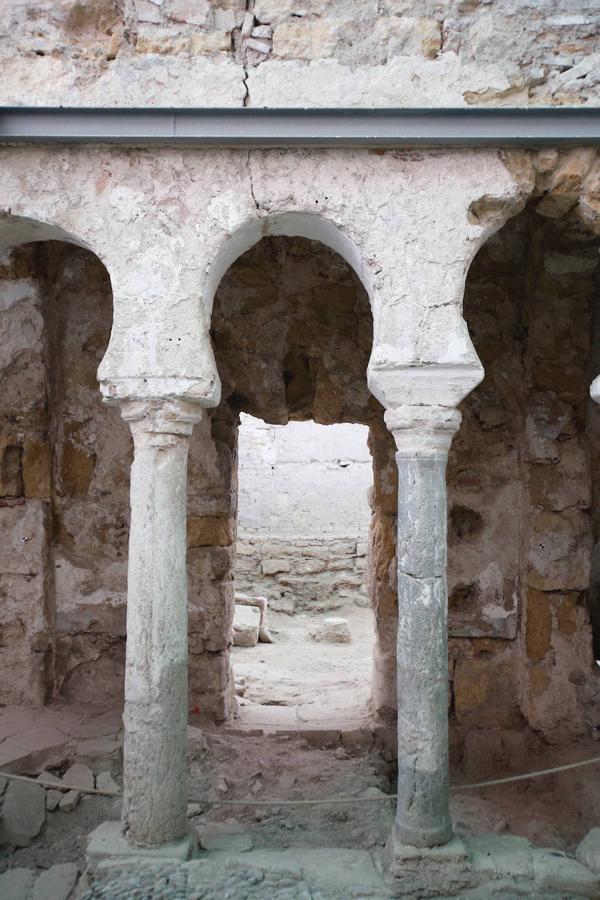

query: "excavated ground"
left=2, top=602, right=600, bottom=896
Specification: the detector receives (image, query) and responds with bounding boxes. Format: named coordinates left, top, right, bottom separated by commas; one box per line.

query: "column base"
left=393, top=813, right=454, bottom=850
left=387, top=824, right=469, bottom=895
left=87, top=821, right=197, bottom=872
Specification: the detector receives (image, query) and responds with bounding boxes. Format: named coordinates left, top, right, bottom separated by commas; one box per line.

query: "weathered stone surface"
left=0, top=868, right=36, bottom=900
left=95, top=772, right=120, bottom=795
left=32, top=863, right=79, bottom=900
left=577, top=827, right=600, bottom=876
left=533, top=849, right=600, bottom=897
left=62, top=764, right=94, bottom=792
left=197, top=823, right=254, bottom=852
left=46, top=790, right=63, bottom=812
left=261, top=558, right=290, bottom=576
left=0, top=780, right=46, bottom=847
left=187, top=515, right=233, bottom=548
left=59, top=790, right=81, bottom=812
left=309, top=617, right=352, bottom=644
left=232, top=604, right=260, bottom=648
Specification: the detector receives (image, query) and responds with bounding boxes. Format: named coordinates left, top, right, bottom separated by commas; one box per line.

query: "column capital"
left=384, top=405, right=461, bottom=456
left=119, top=398, right=203, bottom=437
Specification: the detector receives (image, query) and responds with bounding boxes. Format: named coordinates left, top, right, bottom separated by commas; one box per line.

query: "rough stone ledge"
left=81, top=833, right=600, bottom=898
left=87, top=821, right=197, bottom=872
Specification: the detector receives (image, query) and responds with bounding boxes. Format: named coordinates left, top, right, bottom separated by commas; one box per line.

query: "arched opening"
left=187, top=228, right=397, bottom=731
left=0, top=225, right=130, bottom=711
left=449, top=196, right=600, bottom=847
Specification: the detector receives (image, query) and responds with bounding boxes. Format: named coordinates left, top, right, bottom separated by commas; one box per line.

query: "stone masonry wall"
left=235, top=416, right=371, bottom=613
left=0, top=241, right=129, bottom=710
left=3, top=204, right=600, bottom=749
left=448, top=205, right=600, bottom=774
left=2, top=1, right=600, bottom=107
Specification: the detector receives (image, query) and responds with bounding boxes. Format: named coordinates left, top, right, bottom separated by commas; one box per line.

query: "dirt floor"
left=2, top=603, right=600, bottom=893
left=231, top=605, right=375, bottom=730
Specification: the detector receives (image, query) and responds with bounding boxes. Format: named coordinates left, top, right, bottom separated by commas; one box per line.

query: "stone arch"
left=204, top=211, right=375, bottom=312
left=188, top=218, right=401, bottom=727
left=203, top=210, right=379, bottom=404
left=0, top=213, right=99, bottom=255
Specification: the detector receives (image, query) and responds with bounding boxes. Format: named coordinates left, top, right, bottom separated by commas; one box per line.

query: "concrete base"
left=87, top=821, right=196, bottom=871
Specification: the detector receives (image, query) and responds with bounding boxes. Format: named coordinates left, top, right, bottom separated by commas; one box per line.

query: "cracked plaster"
left=0, top=145, right=528, bottom=413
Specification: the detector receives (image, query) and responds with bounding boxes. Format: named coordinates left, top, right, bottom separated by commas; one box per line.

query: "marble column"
left=120, top=399, right=202, bottom=847
left=385, top=404, right=461, bottom=850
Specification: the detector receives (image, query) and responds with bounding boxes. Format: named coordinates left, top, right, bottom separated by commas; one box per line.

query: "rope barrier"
left=2, top=753, right=600, bottom=808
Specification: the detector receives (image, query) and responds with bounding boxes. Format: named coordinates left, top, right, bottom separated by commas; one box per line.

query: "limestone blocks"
left=309, top=617, right=352, bottom=644
left=0, top=779, right=45, bottom=847
left=232, top=604, right=261, bottom=647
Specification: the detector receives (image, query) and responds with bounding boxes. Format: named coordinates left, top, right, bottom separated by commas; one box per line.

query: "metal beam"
left=1, top=107, right=600, bottom=148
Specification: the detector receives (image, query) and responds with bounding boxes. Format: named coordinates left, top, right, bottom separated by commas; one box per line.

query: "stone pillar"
left=385, top=404, right=461, bottom=850
left=120, top=398, right=202, bottom=847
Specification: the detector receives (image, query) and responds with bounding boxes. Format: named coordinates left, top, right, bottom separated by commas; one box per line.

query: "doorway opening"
left=231, top=413, right=375, bottom=729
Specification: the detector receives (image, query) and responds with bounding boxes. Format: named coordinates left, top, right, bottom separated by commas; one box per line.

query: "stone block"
left=232, top=604, right=260, bottom=647
left=468, top=834, right=534, bottom=878
left=59, top=790, right=80, bottom=812
left=86, top=821, right=196, bottom=871
left=22, top=438, right=51, bottom=498
left=197, top=822, right=254, bottom=852
left=0, top=780, right=46, bottom=847
left=577, top=827, right=600, bottom=875
left=309, top=617, right=352, bottom=644
left=187, top=515, right=233, bottom=548
left=254, top=0, right=294, bottom=24
left=46, top=790, right=62, bottom=812
left=533, top=849, right=600, bottom=897
left=96, top=772, right=120, bottom=795
left=165, top=0, right=211, bottom=26
left=528, top=510, right=591, bottom=591
left=0, top=868, right=36, bottom=900
left=261, top=557, right=290, bottom=575
left=272, top=21, right=337, bottom=60
left=32, top=863, right=79, bottom=900
left=373, top=15, right=441, bottom=60
left=190, top=31, right=231, bottom=53
left=62, top=763, right=95, bottom=792
left=38, top=770, right=63, bottom=788
left=454, top=657, right=522, bottom=729
left=525, top=589, right=552, bottom=661
left=61, top=440, right=95, bottom=496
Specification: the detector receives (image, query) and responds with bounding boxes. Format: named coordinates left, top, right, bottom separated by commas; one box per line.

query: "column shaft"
left=121, top=401, right=201, bottom=847
left=386, top=406, right=460, bottom=850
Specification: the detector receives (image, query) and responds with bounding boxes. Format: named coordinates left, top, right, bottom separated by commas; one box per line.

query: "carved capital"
left=120, top=398, right=203, bottom=438
left=384, top=405, right=461, bottom=456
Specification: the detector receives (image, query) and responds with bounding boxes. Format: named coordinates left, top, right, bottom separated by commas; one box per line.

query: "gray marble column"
left=120, top=399, right=202, bottom=848
left=385, top=405, right=461, bottom=850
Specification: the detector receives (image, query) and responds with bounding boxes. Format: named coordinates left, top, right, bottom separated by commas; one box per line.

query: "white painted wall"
left=237, top=415, right=372, bottom=539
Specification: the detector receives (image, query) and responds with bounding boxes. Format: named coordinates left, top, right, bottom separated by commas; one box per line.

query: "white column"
left=120, top=399, right=202, bottom=847
left=385, top=405, right=461, bottom=850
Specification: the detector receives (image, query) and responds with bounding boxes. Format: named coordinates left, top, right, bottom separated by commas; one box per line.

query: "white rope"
left=3, top=753, right=600, bottom=808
